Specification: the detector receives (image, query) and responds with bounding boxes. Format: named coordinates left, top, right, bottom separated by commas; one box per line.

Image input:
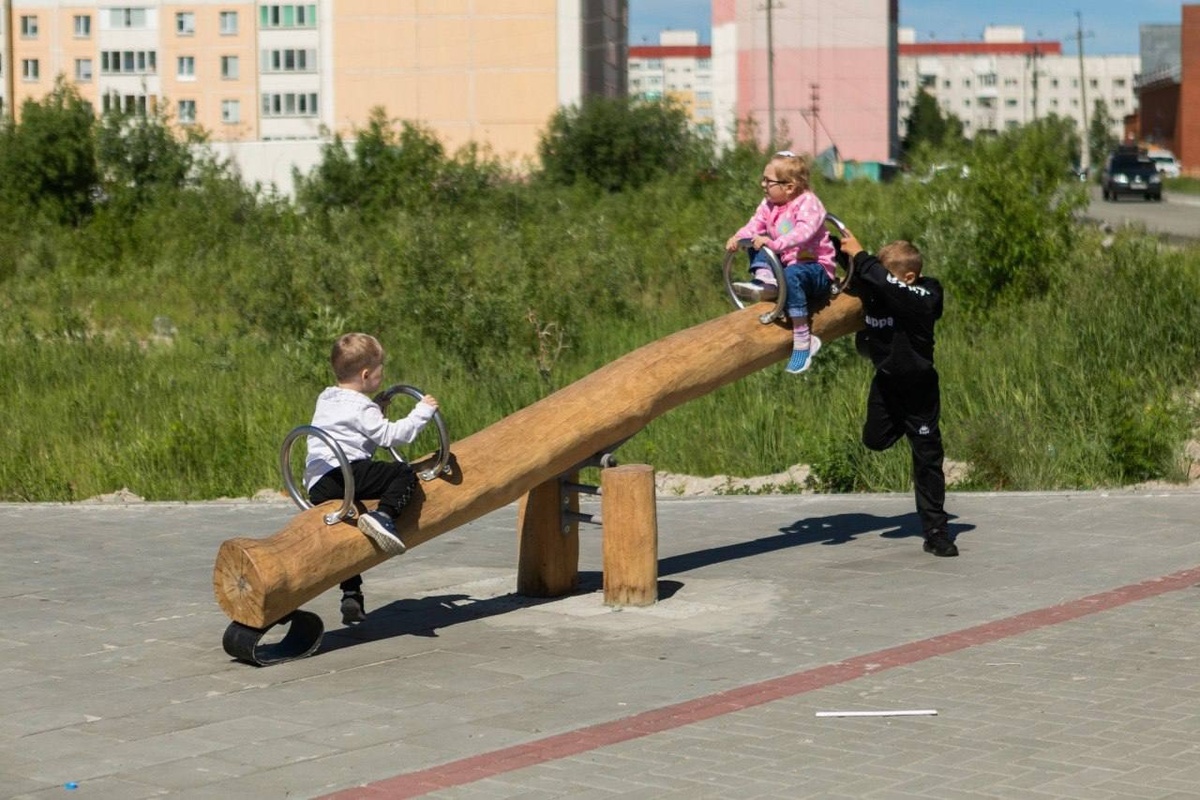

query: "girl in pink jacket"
left=725, top=151, right=837, bottom=373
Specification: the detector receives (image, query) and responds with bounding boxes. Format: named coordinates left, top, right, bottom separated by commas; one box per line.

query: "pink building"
left=712, top=0, right=896, bottom=162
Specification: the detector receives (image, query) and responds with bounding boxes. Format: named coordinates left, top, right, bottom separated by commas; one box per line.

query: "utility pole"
left=3, top=0, right=14, bottom=121
left=1076, top=11, right=1091, bottom=170
left=809, top=82, right=820, bottom=156
left=765, top=0, right=777, bottom=148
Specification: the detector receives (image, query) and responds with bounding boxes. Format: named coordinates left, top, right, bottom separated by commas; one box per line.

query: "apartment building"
left=1, top=1, right=627, bottom=187
left=897, top=25, right=1139, bottom=164
left=712, top=0, right=896, bottom=163
left=628, top=29, right=713, bottom=135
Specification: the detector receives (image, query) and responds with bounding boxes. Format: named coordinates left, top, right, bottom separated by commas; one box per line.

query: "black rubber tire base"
left=222, top=610, right=324, bottom=666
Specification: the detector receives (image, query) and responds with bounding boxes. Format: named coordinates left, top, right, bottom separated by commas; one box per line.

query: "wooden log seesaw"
left=214, top=288, right=865, bottom=665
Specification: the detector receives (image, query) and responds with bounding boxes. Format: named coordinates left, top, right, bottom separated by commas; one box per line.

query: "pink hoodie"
left=733, top=190, right=836, bottom=280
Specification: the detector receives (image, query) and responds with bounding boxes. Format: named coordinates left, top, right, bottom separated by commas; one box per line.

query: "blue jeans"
left=751, top=251, right=831, bottom=319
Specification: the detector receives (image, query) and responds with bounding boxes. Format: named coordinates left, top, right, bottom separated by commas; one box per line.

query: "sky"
left=628, top=0, right=1186, bottom=54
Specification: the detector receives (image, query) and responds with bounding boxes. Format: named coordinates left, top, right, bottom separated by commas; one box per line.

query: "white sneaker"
left=732, top=280, right=779, bottom=302
left=357, top=511, right=407, bottom=555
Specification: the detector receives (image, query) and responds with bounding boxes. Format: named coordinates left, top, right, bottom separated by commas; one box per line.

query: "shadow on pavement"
left=316, top=513, right=972, bottom=653
left=659, top=511, right=973, bottom=576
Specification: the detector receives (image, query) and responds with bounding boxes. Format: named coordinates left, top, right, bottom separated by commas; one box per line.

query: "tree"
left=900, top=87, right=965, bottom=163
left=1088, top=98, right=1118, bottom=169
left=293, top=109, right=495, bottom=217
left=95, top=101, right=205, bottom=214
left=538, top=96, right=703, bottom=191
left=0, top=78, right=98, bottom=226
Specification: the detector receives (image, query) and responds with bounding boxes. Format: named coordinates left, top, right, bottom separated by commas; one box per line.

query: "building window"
left=899, top=79, right=909, bottom=90
left=219, top=11, right=238, bottom=34
left=178, top=99, right=196, bottom=123
left=74, top=15, right=91, bottom=37
left=100, top=50, right=157, bottom=75
left=176, top=12, right=195, bottom=35
left=177, top=56, right=195, bottom=79
left=261, top=91, right=319, bottom=117
left=1005, top=98, right=1018, bottom=107
left=1051, top=78, right=1059, bottom=88
left=103, top=93, right=149, bottom=115
left=260, top=4, right=318, bottom=28
left=221, top=56, right=239, bottom=79
left=1114, top=97, right=1126, bottom=108
left=1113, top=78, right=1126, bottom=89
left=962, top=78, right=971, bottom=88
left=919, top=74, right=935, bottom=88
left=979, top=73, right=996, bottom=88
left=22, top=59, right=40, bottom=80
left=1089, top=78, right=1098, bottom=89
left=75, top=59, right=93, bottom=81
left=20, top=15, right=39, bottom=37
left=261, top=48, right=317, bottom=73
left=110, top=8, right=148, bottom=29
left=1004, top=78, right=1018, bottom=88
left=221, top=99, right=241, bottom=123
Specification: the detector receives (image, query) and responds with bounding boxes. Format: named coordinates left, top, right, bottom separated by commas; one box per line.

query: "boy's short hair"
left=331, top=333, right=383, bottom=382
left=877, top=240, right=923, bottom=276
left=771, top=152, right=810, bottom=192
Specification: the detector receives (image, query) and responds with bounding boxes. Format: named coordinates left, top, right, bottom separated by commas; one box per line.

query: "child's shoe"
left=340, top=591, right=366, bottom=624
left=785, top=335, right=822, bottom=374
left=357, top=510, right=407, bottom=555
left=732, top=280, right=779, bottom=303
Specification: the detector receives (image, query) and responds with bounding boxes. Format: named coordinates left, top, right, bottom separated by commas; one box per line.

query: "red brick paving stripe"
left=321, top=565, right=1200, bottom=799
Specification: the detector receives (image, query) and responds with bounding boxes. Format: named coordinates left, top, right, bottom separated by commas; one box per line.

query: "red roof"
left=629, top=45, right=711, bottom=59
left=900, top=41, right=1062, bottom=56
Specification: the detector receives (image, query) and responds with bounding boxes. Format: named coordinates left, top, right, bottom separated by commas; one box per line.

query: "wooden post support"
left=602, top=464, right=658, bottom=607
left=516, top=474, right=580, bottom=597
left=214, top=295, right=865, bottom=629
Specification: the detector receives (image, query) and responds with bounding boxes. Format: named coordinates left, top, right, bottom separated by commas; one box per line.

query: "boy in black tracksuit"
left=839, top=231, right=957, bottom=557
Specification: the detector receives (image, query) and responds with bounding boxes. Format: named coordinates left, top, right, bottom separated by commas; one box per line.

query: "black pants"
left=309, top=459, right=417, bottom=593
left=862, top=370, right=949, bottom=536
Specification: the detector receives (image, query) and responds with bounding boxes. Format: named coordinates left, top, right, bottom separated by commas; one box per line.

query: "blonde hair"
left=330, top=333, right=383, bottom=382
left=770, top=151, right=810, bottom=194
left=877, top=241, right=923, bottom=277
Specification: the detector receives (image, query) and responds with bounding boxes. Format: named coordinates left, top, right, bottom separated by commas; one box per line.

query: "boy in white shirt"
left=304, top=332, right=439, bottom=623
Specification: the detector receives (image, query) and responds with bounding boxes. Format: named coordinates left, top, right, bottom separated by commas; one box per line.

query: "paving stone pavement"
left=2, top=489, right=1200, bottom=799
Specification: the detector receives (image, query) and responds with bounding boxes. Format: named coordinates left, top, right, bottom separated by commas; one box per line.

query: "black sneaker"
left=923, top=529, right=959, bottom=557
left=357, top=510, right=407, bottom=555
left=341, top=592, right=366, bottom=625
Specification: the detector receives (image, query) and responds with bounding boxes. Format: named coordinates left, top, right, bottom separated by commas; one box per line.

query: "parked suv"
left=1147, top=148, right=1181, bottom=179
left=1101, top=152, right=1162, bottom=202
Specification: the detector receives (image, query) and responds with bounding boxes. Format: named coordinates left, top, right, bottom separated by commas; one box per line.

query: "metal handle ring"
left=374, top=384, right=452, bottom=481
left=824, top=212, right=855, bottom=295
left=279, top=425, right=356, bottom=525
left=722, top=239, right=788, bottom=324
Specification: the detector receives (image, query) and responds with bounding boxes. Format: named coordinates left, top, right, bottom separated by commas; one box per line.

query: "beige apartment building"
left=1, top=1, right=626, bottom=185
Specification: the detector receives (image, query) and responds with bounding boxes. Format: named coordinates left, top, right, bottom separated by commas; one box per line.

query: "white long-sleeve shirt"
left=303, top=386, right=436, bottom=489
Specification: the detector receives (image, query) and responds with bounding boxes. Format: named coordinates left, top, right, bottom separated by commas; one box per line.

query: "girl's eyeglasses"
left=760, top=177, right=788, bottom=187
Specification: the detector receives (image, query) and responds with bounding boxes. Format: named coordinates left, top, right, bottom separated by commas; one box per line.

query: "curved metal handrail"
left=824, top=212, right=855, bottom=295
left=722, top=239, right=788, bottom=324
left=279, top=425, right=356, bottom=525
left=373, top=384, right=452, bottom=482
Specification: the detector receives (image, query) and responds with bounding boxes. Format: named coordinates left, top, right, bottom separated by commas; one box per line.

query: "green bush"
left=538, top=96, right=709, bottom=191
left=0, top=115, right=1198, bottom=500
